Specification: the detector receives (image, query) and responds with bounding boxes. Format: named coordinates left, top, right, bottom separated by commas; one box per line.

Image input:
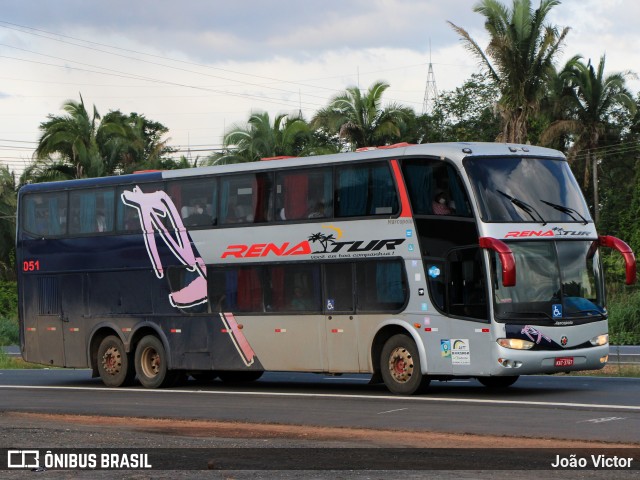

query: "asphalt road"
left=1, top=369, right=640, bottom=444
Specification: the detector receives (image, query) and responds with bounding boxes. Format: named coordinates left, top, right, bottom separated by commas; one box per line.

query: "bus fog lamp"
left=590, top=334, right=609, bottom=346
left=498, top=358, right=523, bottom=368
left=497, top=338, right=534, bottom=350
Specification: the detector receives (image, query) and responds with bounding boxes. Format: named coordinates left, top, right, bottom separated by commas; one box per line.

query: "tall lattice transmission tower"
left=422, top=42, right=438, bottom=115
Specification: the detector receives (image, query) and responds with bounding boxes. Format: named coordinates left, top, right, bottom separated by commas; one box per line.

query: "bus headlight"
left=497, top=338, right=534, bottom=350
left=590, top=334, right=609, bottom=346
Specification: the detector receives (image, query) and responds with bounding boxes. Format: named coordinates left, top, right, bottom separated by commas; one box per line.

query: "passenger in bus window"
left=291, top=286, right=313, bottom=311
left=124, top=208, right=140, bottom=231
left=96, top=210, right=107, bottom=232
left=308, top=201, right=325, bottom=219
left=185, top=202, right=212, bottom=227
left=432, top=191, right=452, bottom=215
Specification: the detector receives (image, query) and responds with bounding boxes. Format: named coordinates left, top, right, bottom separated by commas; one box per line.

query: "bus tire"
left=380, top=334, right=430, bottom=395
left=97, top=335, right=135, bottom=388
left=134, top=335, right=176, bottom=388
left=477, top=376, right=519, bottom=389
left=217, top=370, right=264, bottom=383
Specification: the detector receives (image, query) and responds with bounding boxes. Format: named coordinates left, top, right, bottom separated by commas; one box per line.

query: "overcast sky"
left=2, top=0, right=639, bottom=175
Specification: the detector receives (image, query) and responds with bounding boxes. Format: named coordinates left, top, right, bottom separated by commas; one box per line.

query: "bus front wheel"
left=97, top=335, right=135, bottom=387
left=380, top=334, right=430, bottom=395
left=134, top=335, right=176, bottom=388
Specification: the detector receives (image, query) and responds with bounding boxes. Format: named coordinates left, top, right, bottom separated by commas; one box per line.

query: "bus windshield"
left=464, top=157, right=592, bottom=223
left=491, top=241, right=606, bottom=323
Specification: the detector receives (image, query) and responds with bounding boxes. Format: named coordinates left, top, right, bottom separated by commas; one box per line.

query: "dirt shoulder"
left=3, top=411, right=638, bottom=449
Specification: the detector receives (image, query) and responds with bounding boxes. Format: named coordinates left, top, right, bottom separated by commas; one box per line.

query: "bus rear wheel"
left=477, top=376, right=519, bottom=389
left=97, top=335, right=134, bottom=387
left=380, top=334, right=430, bottom=395
left=134, top=335, right=177, bottom=388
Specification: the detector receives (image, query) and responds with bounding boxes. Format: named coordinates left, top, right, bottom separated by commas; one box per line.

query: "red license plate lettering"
left=555, top=357, right=574, bottom=367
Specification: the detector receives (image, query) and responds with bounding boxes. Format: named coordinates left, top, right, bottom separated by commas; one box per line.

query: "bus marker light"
left=331, top=329, right=344, bottom=333
left=475, top=328, right=490, bottom=333
left=414, top=323, right=421, bottom=329
left=275, top=329, right=286, bottom=333
left=69, top=328, right=80, bottom=332
left=121, top=328, right=131, bottom=332
left=424, top=327, right=438, bottom=332
left=170, top=329, right=182, bottom=333
left=26, top=327, right=36, bottom=332
left=221, top=328, right=228, bottom=333
left=46, top=327, right=56, bottom=331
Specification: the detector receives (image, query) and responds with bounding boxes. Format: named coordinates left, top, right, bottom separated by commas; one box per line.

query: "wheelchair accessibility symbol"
left=552, top=304, right=563, bottom=318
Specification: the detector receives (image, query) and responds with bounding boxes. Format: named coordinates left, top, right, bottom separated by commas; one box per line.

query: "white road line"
left=2, top=384, right=640, bottom=412
left=377, top=408, right=408, bottom=415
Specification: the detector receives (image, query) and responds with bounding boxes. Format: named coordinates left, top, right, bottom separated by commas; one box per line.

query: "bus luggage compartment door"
left=325, top=313, right=360, bottom=372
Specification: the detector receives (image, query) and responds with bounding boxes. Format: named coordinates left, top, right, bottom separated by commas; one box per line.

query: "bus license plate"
left=555, top=357, right=574, bottom=367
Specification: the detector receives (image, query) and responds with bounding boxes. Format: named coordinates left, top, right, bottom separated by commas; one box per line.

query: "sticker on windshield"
left=552, top=304, right=563, bottom=318
left=428, top=265, right=441, bottom=278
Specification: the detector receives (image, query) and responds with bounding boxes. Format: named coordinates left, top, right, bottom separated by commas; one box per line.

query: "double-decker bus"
left=16, top=142, right=636, bottom=394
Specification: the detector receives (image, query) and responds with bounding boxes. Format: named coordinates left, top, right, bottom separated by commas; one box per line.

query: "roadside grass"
left=563, top=364, right=640, bottom=377
left=0, top=350, right=46, bottom=369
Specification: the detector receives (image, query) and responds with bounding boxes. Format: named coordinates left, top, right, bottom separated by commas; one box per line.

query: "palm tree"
left=449, top=0, right=569, bottom=144
left=540, top=55, right=636, bottom=222
left=33, top=94, right=126, bottom=180
left=210, top=112, right=312, bottom=165
left=311, top=81, right=412, bottom=150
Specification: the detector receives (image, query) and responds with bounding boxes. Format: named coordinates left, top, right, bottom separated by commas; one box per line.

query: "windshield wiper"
left=540, top=199, right=589, bottom=225
left=497, top=190, right=547, bottom=225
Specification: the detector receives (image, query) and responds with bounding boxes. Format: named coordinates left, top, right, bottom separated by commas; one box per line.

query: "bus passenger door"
left=324, top=264, right=360, bottom=372
left=445, top=247, right=492, bottom=376
left=59, top=274, right=88, bottom=368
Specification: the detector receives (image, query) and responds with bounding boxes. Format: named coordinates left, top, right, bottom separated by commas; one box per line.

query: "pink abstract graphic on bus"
left=121, top=186, right=208, bottom=308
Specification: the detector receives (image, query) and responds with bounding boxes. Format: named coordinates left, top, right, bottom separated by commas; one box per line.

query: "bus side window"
left=276, top=167, right=333, bottom=221
left=220, top=173, right=273, bottom=225
left=68, top=188, right=115, bottom=235
left=167, top=178, right=217, bottom=228
left=335, top=162, right=398, bottom=218
left=356, top=259, right=407, bottom=312
left=402, top=159, right=472, bottom=217
left=267, top=264, right=322, bottom=312
left=116, top=183, right=164, bottom=233
left=23, top=192, right=67, bottom=237
left=324, top=263, right=354, bottom=313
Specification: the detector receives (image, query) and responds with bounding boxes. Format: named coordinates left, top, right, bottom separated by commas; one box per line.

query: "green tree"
left=32, top=94, right=126, bottom=180
left=434, top=73, right=501, bottom=142
left=99, top=111, right=174, bottom=173
left=311, top=81, right=412, bottom=150
left=449, top=0, right=569, bottom=143
left=540, top=55, right=636, bottom=223
left=210, top=112, right=312, bottom=165
left=0, top=166, right=17, bottom=281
